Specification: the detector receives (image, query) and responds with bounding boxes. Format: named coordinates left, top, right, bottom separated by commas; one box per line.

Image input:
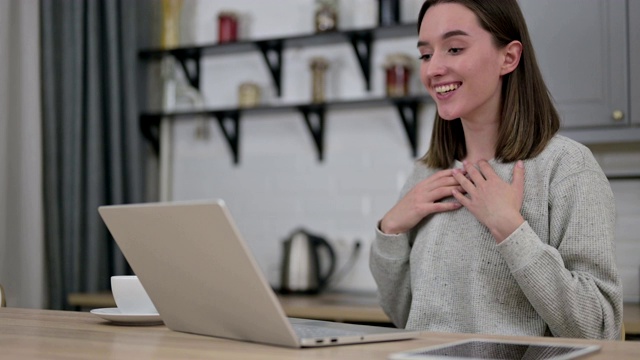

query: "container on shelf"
left=315, top=0, right=339, bottom=33
left=384, top=53, right=413, bottom=97
left=161, top=0, right=183, bottom=48
left=218, top=11, right=239, bottom=43
left=310, top=57, right=330, bottom=103
left=352, top=0, right=378, bottom=29
left=378, top=0, right=400, bottom=26
left=238, top=82, right=261, bottom=108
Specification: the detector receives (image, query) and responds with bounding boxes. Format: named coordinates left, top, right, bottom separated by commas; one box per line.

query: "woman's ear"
left=500, top=40, right=523, bottom=75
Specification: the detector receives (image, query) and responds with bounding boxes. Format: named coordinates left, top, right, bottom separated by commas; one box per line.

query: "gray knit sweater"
left=370, top=135, right=622, bottom=339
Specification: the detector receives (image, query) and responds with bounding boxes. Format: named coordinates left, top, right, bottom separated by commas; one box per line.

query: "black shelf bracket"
left=256, top=40, right=284, bottom=97
left=346, top=31, right=373, bottom=91
left=174, top=49, right=202, bottom=90
left=392, top=99, right=420, bottom=157
left=297, top=104, right=326, bottom=161
left=140, top=114, right=161, bottom=155
left=139, top=95, right=429, bottom=163
left=213, top=110, right=241, bottom=164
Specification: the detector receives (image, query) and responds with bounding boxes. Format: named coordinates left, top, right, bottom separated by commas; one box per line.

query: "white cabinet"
left=519, top=0, right=629, bottom=129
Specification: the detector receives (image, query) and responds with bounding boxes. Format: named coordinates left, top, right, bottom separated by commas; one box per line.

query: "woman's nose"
left=424, top=52, right=446, bottom=78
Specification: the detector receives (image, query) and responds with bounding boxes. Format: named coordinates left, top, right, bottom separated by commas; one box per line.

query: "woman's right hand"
left=380, top=169, right=464, bottom=234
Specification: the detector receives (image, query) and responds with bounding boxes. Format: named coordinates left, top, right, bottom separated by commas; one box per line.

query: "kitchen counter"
left=68, top=291, right=640, bottom=336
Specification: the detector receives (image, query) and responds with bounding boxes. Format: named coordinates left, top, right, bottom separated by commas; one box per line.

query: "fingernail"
left=517, top=160, right=524, bottom=168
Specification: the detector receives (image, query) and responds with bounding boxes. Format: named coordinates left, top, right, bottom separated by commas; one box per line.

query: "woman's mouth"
left=434, top=83, right=461, bottom=95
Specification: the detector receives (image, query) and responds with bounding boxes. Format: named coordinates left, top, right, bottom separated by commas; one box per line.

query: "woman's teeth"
left=435, top=84, right=460, bottom=94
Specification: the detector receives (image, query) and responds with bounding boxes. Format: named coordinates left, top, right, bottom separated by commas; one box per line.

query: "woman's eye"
left=419, top=54, right=432, bottom=61
left=449, top=47, right=463, bottom=54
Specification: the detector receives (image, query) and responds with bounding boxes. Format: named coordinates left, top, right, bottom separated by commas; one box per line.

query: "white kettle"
left=279, top=228, right=336, bottom=294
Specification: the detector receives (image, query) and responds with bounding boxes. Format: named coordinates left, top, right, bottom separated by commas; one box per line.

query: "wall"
left=0, top=0, right=45, bottom=308
left=166, top=0, right=640, bottom=301
left=590, top=144, right=640, bottom=302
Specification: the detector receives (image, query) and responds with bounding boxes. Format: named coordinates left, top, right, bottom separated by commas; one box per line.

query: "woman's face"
left=418, top=3, right=507, bottom=124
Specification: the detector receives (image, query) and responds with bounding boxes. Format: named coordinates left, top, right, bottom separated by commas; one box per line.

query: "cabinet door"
left=519, top=0, right=629, bottom=128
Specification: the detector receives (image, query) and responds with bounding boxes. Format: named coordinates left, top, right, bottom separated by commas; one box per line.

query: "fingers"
left=429, top=200, right=462, bottom=213
left=426, top=185, right=464, bottom=203
left=451, top=188, right=471, bottom=207
left=463, top=161, right=486, bottom=187
left=476, top=160, right=499, bottom=181
left=419, top=169, right=465, bottom=193
left=431, top=169, right=459, bottom=181
left=452, top=159, right=525, bottom=206
left=425, top=175, right=463, bottom=193
left=512, top=160, right=525, bottom=196
left=451, top=168, right=475, bottom=193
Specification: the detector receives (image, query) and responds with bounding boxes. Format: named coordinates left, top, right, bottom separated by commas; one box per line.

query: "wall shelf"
left=140, top=95, right=432, bottom=164
left=138, top=22, right=425, bottom=164
left=139, top=23, right=418, bottom=93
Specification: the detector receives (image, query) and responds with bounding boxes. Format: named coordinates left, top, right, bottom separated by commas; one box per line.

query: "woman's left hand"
left=451, top=160, right=526, bottom=244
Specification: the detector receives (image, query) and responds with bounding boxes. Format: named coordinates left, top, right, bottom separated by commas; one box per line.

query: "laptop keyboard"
left=292, top=323, right=365, bottom=339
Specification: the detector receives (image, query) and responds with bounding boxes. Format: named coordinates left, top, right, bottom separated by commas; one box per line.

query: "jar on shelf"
left=238, top=82, right=261, bottom=108
left=310, top=57, right=330, bottom=103
left=315, top=0, right=339, bottom=33
left=384, top=53, right=413, bottom=97
left=161, top=0, right=183, bottom=49
left=218, top=11, right=239, bottom=43
left=378, top=0, right=400, bottom=26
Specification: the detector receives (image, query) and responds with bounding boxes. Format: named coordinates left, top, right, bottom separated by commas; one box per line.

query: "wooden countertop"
left=68, top=291, right=640, bottom=334
left=2, top=307, right=640, bottom=359
left=624, top=302, right=640, bottom=334
left=68, top=291, right=390, bottom=324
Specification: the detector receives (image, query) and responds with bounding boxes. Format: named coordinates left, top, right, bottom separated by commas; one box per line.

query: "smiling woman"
left=417, top=0, right=559, bottom=169
left=370, top=0, right=622, bottom=340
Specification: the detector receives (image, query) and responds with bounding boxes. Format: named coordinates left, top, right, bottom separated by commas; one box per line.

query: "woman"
left=370, top=0, right=622, bottom=339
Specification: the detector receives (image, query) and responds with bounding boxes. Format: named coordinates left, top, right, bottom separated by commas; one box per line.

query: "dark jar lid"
left=384, top=53, right=413, bottom=69
left=218, top=11, right=238, bottom=20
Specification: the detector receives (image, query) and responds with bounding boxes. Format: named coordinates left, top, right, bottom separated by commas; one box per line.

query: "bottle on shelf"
left=161, top=0, right=183, bottom=49
left=310, top=57, right=330, bottom=103
left=238, top=82, right=261, bottom=108
left=315, top=0, right=339, bottom=33
left=378, top=0, right=400, bottom=26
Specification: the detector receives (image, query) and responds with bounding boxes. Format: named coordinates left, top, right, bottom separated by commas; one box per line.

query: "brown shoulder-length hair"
left=418, top=0, right=560, bottom=169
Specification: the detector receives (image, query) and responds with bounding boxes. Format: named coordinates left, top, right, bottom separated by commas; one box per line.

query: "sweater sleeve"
left=497, top=166, right=622, bottom=339
left=369, top=226, right=412, bottom=328
left=368, top=164, right=429, bottom=329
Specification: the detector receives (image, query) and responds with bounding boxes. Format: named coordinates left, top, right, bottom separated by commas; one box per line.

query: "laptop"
left=98, top=199, right=419, bottom=348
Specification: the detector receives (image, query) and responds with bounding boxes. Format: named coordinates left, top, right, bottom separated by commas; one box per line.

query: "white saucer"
left=90, top=307, right=163, bottom=326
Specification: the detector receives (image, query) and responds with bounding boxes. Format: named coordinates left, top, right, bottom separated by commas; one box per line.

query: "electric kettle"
left=279, top=228, right=336, bottom=294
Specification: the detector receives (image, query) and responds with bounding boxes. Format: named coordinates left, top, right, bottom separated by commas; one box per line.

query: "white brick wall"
left=171, top=0, right=425, bottom=290
left=168, top=0, right=640, bottom=301
left=172, top=105, right=436, bottom=291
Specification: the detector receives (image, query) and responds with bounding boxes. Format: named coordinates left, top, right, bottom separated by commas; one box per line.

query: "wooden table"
left=68, top=291, right=640, bottom=333
left=625, top=302, right=640, bottom=335
left=1, top=307, right=639, bottom=359
left=68, top=291, right=391, bottom=324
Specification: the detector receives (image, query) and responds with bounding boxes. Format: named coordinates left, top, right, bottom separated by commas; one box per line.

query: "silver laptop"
left=98, top=199, right=419, bottom=348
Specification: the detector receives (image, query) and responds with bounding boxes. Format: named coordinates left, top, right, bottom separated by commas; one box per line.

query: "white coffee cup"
left=111, top=275, right=157, bottom=314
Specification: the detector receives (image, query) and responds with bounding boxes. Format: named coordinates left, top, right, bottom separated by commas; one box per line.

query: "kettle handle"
left=310, top=235, right=336, bottom=291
